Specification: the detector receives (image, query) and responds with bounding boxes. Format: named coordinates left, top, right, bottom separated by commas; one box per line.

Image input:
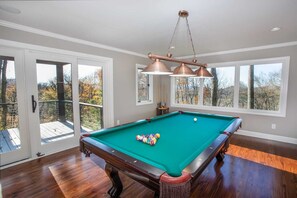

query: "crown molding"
left=1, top=20, right=297, bottom=60
left=178, top=41, right=297, bottom=59
left=0, top=20, right=147, bottom=58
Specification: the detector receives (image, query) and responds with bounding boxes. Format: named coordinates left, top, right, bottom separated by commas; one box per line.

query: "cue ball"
left=194, top=118, right=197, bottom=122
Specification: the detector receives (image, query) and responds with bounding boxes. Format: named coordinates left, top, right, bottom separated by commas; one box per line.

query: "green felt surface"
left=90, top=112, right=235, bottom=177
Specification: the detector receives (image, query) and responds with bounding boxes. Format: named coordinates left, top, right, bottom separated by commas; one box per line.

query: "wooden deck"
left=0, top=127, right=20, bottom=153
left=0, top=121, right=92, bottom=153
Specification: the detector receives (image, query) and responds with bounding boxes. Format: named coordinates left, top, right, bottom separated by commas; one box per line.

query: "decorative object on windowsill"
left=142, top=10, right=213, bottom=78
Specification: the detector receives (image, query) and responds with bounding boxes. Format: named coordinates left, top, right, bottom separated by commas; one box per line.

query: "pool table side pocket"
left=184, top=134, right=229, bottom=176
left=184, top=118, right=241, bottom=186
left=221, top=118, right=242, bottom=153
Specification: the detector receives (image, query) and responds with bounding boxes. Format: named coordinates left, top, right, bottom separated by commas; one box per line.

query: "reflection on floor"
left=228, top=144, right=297, bottom=174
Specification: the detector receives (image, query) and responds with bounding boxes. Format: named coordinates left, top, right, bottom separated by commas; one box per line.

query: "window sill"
left=171, top=103, right=286, bottom=117
left=136, top=101, right=153, bottom=106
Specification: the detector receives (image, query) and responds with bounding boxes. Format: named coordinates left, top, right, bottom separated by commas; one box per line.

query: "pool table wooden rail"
left=80, top=113, right=242, bottom=198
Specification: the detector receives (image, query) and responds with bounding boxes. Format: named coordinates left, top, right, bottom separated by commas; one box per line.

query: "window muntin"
left=171, top=57, right=289, bottom=117
left=136, top=64, right=153, bottom=105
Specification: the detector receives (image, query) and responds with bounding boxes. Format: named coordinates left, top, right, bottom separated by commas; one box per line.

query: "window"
left=174, top=77, right=200, bottom=105
left=171, top=57, right=290, bottom=117
left=78, top=62, right=103, bottom=131
left=136, top=64, right=153, bottom=105
left=239, top=63, right=282, bottom=111
left=203, top=67, right=235, bottom=107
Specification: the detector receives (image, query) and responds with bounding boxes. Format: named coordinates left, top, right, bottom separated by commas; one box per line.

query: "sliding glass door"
left=25, top=51, right=80, bottom=156
left=0, top=43, right=113, bottom=166
left=0, top=48, right=30, bottom=166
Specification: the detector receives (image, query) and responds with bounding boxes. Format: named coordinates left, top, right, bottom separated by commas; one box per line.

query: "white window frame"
left=136, top=64, right=153, bottom=105
left=171, top=57, right=290, bottom=117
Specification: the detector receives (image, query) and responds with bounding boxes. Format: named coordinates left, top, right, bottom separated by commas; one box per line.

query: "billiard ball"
left=143, top=137, right=148, bottom=143
left=194, top=118, right=197, bottom=122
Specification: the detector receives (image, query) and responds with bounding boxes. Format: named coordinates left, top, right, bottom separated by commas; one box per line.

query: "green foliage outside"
left=175, top=65, right=281, bottom=111
left=0, top=59, right=103, bottom=132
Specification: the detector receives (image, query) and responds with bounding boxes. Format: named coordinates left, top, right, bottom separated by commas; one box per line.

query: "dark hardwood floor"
left=1, top=134, right=297, bottom=198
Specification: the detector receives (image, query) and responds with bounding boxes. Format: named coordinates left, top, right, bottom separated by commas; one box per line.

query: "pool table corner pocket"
left=160, top=171, right=191, bottom=198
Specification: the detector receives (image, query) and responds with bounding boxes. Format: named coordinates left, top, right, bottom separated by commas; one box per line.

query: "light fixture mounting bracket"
left=178, top=10, right=189, bottom=18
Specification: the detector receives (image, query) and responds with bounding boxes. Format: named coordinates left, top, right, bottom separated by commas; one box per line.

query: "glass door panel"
left=0, top=56, right=20, bottom=153
left=26, top=51, right=79, bottom=157
left=0, top=48, right=29, bottom=166
left=36, top=60, right=74, bottom=144
left=78, top=64, right=103, bottom=132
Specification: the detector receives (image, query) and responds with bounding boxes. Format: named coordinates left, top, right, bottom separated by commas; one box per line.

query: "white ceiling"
left=0, top=0, right=296, bottom=57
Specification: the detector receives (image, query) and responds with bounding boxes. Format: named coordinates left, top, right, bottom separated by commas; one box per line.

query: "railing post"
left=100, top=107, right=103, bottom=128
left=79, top=103, right=83, bottom=131
left=56, top=64, right=66, bottom=122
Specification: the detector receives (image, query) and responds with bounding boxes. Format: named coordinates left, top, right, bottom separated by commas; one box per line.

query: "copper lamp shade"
left=143, top=11, right=210, bottom=78
left=142, top=59, right=173, bottom=75
left=194, top=67, right=213, bottom=78
left=170, top=63, right=196, bottom=77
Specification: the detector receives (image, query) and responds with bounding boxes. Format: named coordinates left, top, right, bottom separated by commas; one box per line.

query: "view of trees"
left=37, top=63, right=103, bottom=131
left=175, top=64, right=282, bottom=111
left=37, top=63, right=73, bottom=124
left=0, top=59, right=103, bottom=133
left=239, top=64, right=281, bottom=111
left=137, top=69, right=150, bottom=102
left=78, top=65, right=103, bottom=130
left=0, top=56, right=18, bottom=131
left=38, top=64, right=104, bottom=131
left=175, top=77, right=199, bottom=105
left=203, top=67, right=234, bottom=107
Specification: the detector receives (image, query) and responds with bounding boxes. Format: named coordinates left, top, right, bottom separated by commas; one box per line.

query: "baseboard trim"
left=236, top=130, right=297, bottom=145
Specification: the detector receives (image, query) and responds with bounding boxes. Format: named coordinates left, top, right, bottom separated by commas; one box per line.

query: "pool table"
left=80, top=111, right=241, bottom=198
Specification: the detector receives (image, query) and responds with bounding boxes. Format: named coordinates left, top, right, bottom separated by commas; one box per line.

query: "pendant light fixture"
left=141, top=59, right=172, bottom=75
left=142, top=10, right=213, bottom=78
left=194, top=67, right=213, bottom=78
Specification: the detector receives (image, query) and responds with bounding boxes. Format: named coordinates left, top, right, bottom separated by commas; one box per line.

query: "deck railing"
left=0, top=100, right=103, bottom=131
left=0, top=102, right=19, bottom=130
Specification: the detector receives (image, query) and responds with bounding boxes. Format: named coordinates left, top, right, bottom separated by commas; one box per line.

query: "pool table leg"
left=216, top=137, right=232, bottom=161
left=216, top=152, right=225, bottom=161
left=105, top=163, right=123, bottom=198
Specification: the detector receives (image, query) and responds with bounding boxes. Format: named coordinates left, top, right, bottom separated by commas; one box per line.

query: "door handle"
left=31, top=95, right=37, bottom=113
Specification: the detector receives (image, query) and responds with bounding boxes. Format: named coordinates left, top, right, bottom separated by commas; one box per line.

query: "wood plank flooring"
left=1, top=135, right=297, bottom=198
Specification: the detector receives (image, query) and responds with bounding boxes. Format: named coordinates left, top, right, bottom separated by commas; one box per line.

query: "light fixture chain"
left=185, top=17, right=197, bottom=59
left=167, top=16, right=181, bottom=55
left=143, top=10, right=213, bottom=78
